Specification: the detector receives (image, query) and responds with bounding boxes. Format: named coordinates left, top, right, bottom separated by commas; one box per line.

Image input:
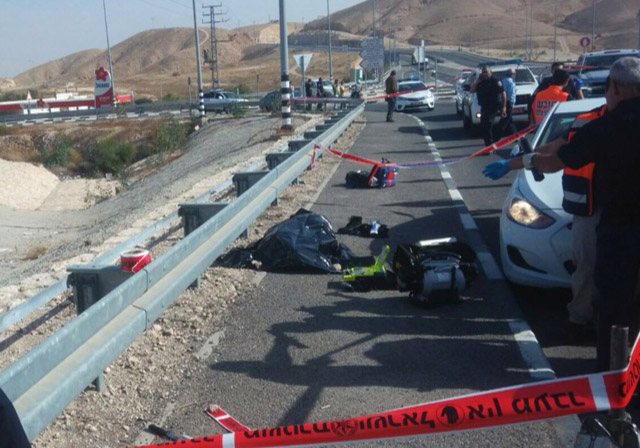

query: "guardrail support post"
left=232, top=171, right=271, bottom=236
left=266, top=152, right=300, bottom=185
left=288, top=140, right=311, bottom=151
left=178, top=202, right=229, bottom=288
left=68, top=267, right=133, bottom=314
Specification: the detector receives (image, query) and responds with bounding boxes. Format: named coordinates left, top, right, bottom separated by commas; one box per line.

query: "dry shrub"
left=23, top=245, right=47, bottom=260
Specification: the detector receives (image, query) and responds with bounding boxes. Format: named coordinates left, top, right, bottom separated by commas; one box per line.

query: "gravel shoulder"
left=0, top=111, right=365, bottom=447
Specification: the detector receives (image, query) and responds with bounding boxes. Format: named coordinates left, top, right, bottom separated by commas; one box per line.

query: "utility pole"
left=278, top=0, right=292, bottom=131
left=591, top=0, right=596, bottom=51
left=202, top=3, right=227, bottom=91
left=553, top=0, right=558, bottom=61
left=327, top=0, right=333, bottom=81
left=637, top=8, right=640, bottom=50
left=371, top=0, right=375, bottom=37
left=102, top=0, right=116, bottom=106
left=192, top=0, right=204, bottom=119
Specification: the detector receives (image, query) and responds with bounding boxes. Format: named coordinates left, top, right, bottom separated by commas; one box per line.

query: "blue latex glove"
left=483, top=160, right=511, bottom=180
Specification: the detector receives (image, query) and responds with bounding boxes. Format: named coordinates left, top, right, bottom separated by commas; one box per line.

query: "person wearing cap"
left=385, top=70, right=398, bottom=122
left=483, top=57, right=640, bottom=372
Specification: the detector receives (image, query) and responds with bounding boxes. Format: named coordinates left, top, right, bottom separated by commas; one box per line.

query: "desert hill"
left=6, top=0, right=639, bottom=96
left=302, top=0, right=638, bottom=53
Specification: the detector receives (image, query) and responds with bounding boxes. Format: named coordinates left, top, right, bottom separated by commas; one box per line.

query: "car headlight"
left=507, top=197, right=555, bottom=229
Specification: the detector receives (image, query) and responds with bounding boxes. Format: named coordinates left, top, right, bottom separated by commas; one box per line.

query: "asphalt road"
left=181, top=101, right=592, bottom=446
left=410, top=98, right=597, bottom=380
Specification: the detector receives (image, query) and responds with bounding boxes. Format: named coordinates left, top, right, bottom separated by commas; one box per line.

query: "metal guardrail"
left=0, top=102, right=364, bottom=441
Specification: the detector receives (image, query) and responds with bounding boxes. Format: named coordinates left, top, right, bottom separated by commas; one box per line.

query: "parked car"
left=461, top=61, right=538, bottom=130
left=454, top=69, right=473, bottom=115
left=499, top=97, right=606, bottom=288
left=310, top=79, right=334, bottom=97
left=575, top=49, right=640, bottom=97
left=202, top=90, right=248, bottom=112
left=259, top=89, right=301, bottom=112
left=395, top=80, right=434, bottom=112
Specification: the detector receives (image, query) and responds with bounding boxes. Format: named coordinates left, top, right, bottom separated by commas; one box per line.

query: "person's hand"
left=483, top=160, right=511, bottom=180
left=501, top=107, right=507, bottom=118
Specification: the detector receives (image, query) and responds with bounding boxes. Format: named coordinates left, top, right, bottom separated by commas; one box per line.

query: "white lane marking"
left=459, top=213, right=478, bottom=230
left=476, top=251, right=504, bottom=280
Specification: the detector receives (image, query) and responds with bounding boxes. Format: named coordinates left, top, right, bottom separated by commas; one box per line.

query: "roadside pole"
left=279, top=0, right=293, bottom=131
left=192, top=0, right=205, bottom=121
left=301, top=59, right=306, bottom=112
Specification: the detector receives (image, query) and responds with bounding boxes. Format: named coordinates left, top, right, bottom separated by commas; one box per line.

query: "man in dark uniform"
left=483, top=57, right=640, bottom=372
left=471, top=66, right=506, bottom=146
left=0, top=388, right=31, bottom=447
left=385, top=70, right=398, bottom=122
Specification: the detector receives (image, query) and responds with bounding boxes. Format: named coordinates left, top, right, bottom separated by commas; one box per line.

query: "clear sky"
left=0, top=0, right=365, bottom=78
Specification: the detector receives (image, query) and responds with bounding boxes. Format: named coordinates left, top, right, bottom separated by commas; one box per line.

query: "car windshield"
left=493, top=69, right=536, bottom=84
left=223, top=92, right=239, bottom=99
left=536, top=112, right=581, bottom=147
left=399, top=82, right=427, bottom=92
left=580, top=54, right=638, bottom=72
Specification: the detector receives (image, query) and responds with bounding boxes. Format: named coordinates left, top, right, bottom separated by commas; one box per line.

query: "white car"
left=461, top=62, right=538, bottom=129
left=455, top=70, right=473, bottom=115
left=395, top=80, right=435, bottom=112
left=499, top=97, right=606, bottom=288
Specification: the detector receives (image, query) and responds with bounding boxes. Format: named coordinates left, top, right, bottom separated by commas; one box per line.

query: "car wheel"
left=455, top=100, right=462, bottom=115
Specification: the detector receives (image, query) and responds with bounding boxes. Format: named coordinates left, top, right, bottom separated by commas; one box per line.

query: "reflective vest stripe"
left=561, top=105, right=606, bottom=216
left=532, top=86, right=569, bottom=123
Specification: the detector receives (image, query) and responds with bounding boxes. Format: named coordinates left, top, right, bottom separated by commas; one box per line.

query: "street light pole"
left=371, top=0, right=375, bottom=37
left=279, top=0, right=292, bottom=131
left=102, top=0, right=116, bottom=106
left=192, top=0, right=205, bottom=119
left=553, top=0, right=558, bottom=61
left=327, top=0, right=333, bottom=81
left=591, top=0, right=596, bottom=51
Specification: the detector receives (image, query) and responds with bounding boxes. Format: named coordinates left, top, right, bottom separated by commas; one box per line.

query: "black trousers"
left=386, top=98, right=396, bottom=121
left=0, top=388, right=31, bottom=448
left=499, top=102, right=517, bottom=139
left=594, top=224, right=640, bottom=372
left=480, top=108, right=500, bottom=146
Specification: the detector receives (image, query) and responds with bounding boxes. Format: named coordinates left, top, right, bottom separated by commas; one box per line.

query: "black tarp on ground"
left=216, top=209, right=362, bottom=272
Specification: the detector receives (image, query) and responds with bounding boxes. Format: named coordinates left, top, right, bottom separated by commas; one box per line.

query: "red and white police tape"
left=315, top=123, right=539, bottom=169
left=125, top=331, right=640, bottom=448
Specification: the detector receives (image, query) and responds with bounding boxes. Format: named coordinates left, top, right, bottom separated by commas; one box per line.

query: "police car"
left=394, top=79, right=435, bottom=112
left=499, top=97, right=606, bottom=288
left=460, top=60, right=538, bottom=129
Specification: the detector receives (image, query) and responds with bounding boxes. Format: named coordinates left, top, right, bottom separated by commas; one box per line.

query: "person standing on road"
left=482, top=57, right=640, bottom=372
left=471, top=66, right=506, bottom=147
left=529, top=62, right=584, bottom=121
left=385, top=70, right=398, bottom=122
left=535, top=62, right=584, bottom=100
left=499, top=68, right=518, bottom=138
left=316, top=77, right=325, bottom=111
left=333, top=78, right=340, bottom=110
left=305, top=78, right=313, bottom=111
left=530, top=69, right=570, bottom=124
left=339, top=80, right=346, bottom=110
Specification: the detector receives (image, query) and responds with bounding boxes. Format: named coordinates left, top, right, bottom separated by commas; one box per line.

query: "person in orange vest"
left=563, top=104, right=607, bottom=340
left=530, top=69, right=570, bottom=124
left=483, top=57, right=640, bottom=372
